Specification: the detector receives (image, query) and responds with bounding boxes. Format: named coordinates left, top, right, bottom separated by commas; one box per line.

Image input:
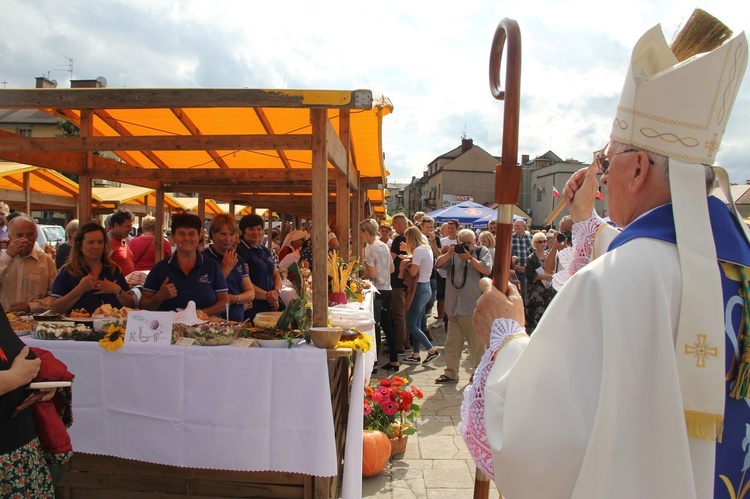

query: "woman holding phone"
left=0, top=305, right=57, bottom=496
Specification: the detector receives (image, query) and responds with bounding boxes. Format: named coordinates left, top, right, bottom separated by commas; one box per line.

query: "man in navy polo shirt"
left=140, top=213, right=228, bottom=315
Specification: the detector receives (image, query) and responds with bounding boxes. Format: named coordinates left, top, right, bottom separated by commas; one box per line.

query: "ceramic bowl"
left=309, top=327, right=342, bottom=349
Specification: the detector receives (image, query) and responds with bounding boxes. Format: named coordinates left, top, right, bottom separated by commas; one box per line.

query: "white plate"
left=330, top=318, right=375, bottom=329
left=29, top=381, right=72, bottom=389
left=255, top=338, right=304, bottom=348
left=63, top=316, right=95, bottom=322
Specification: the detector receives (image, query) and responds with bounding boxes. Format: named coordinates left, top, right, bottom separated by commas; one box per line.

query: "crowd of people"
left=363, top=210, right=573, bottom=382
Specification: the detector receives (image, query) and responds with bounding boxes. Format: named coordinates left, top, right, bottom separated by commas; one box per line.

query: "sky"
left=1, top=0, right=749, bottom=185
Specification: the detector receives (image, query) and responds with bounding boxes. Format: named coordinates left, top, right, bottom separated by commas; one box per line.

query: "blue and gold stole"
left=609, top=196, right=750, bottom=499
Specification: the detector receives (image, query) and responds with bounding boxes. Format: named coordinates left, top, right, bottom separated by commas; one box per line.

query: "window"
left=18, top=128, right=32, bottom=137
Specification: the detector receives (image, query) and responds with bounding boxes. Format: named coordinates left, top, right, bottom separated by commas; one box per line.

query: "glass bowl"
left=185, top=322, right=239, bottom=346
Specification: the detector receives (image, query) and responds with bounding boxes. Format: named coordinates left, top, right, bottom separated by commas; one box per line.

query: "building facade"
left=404, top=138, right=501, bottom=216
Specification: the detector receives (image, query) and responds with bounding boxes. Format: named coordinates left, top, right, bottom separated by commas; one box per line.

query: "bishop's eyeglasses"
left=596, top=149, right=654, bottom=174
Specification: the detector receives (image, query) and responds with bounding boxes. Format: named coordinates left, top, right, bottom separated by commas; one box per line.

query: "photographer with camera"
left=433, top=229, right=492, bottom=383
left=545, top=215, right=573, bottom=278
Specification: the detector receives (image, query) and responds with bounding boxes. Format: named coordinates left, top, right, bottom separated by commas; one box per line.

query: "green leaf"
left=286, top=261, right=303, bottom=296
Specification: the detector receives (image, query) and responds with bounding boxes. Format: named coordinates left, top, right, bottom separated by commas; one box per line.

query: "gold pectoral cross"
left=685, top=334, right=719, bottom=368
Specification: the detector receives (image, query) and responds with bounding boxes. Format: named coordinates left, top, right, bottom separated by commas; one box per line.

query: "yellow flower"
left=336, top=336, right=373, bottom=353
left=99, top=323, right=126, bottom=351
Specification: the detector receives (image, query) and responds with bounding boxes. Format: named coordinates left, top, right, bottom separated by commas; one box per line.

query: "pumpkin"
left=362, top=430, right=391, bottom=477
left=389, top=422, right=402, bottom=438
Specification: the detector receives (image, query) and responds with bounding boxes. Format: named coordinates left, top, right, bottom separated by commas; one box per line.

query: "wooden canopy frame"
left=0, top=87, right=393, bottom=326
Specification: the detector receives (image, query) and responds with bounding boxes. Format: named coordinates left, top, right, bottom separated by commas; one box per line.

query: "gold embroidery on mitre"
left=717, top=42, right=748, bottom=125
left=685, top=333, right=719, bottom=368
left=613, top=118, right=628, bottom=130
left=617, top=105, right=710, bottom=130
left=640, top=128, right=700, bottom=147
left=608, top=135, right=717, bottom=166
left=705, top=133, right=720, bottom=157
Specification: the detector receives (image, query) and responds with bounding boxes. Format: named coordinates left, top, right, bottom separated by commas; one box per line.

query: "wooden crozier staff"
left=543, top=8, right=732, bottom=227
left=489, top=18, right=522, bottom=301
left=472, top=17, right=522, bottom=499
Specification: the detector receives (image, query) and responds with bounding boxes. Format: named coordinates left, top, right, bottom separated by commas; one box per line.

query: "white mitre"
left=610, top=24, right=748, bottom=442
left=611, top=24, right=747, bottom=164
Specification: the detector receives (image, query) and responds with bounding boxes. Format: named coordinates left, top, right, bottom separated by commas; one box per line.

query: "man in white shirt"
left=0, top=215, right=57, bottom=312
left=0, top=201, right=10, bottom=250
left=436, top=219, right=459, bottom=330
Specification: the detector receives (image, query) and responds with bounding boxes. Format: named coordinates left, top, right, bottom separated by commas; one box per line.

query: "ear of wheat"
left=327, top=251, right=358, bottom=293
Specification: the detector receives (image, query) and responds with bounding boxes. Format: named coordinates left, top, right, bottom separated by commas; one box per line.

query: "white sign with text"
left=442, top=194, right=473, bottom=207
left=125, top=311, right=174, bottom=345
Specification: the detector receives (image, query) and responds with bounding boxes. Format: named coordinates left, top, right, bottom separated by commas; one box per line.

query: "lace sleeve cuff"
left=569, top=212, right=606, bottom=275
left=459, top=318, right=526, bottom=480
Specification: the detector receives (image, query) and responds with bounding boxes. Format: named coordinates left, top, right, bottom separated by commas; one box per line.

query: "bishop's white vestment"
left=461, top=197, right=750, bottom=499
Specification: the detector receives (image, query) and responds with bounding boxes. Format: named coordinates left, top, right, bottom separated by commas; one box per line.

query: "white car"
left=36, top=224, right=66, bottom=249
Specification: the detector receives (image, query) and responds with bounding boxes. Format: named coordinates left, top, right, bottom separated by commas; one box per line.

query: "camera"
left=454, top=242, right=470, bottom=254
left=556, top=231, right=572, bottom=244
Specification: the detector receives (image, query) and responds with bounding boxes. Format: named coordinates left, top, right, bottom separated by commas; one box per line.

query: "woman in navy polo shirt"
left=140, top=213, right=228, bottom=316
left=50, top=221, right=136, bottom=314
left=202, top=214, right=254, bottom=322
left=235, top=214, right=282, bottom=321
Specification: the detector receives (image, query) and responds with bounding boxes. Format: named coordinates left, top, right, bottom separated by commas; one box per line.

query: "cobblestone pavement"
left=362, top=317, right=503, bottom=499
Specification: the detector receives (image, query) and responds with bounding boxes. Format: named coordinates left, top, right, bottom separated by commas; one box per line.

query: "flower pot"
left=329, top=292, right=347, bottom=305
left=389, top=435, right=408, bottom=457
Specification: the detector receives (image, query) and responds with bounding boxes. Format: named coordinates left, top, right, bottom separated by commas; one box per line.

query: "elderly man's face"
left=458, top=232, right=476, bottom=249
left=600, top=142, right=638, bottom=227
left=9, top=219, right=37, bottom=257
left=559, top=219, right=573, bottom=233
left=513, top=220, right=526, bottom=235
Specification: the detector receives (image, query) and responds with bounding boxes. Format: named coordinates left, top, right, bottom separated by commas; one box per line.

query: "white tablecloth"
left=24, top=338, right=338, bottom=476
left=334, top=292, right=377, bottom=499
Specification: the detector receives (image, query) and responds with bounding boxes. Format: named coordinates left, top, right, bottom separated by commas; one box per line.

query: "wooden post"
left=78, top=109, right=94, bottom=222
left=197, top=193, right=206, bottom=223
left=155, top=188, right=165, bottom=266
left=23, top=171, right=31, bottom=215
left=336, top=174, right=349, bottom=259
left=266, top=209, right=273, bottom=250
left=350, top=171, right=361, bottom=257
left=336, top=110, right=351, bottom=260
left=311, top=109, right=329, bottom=328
